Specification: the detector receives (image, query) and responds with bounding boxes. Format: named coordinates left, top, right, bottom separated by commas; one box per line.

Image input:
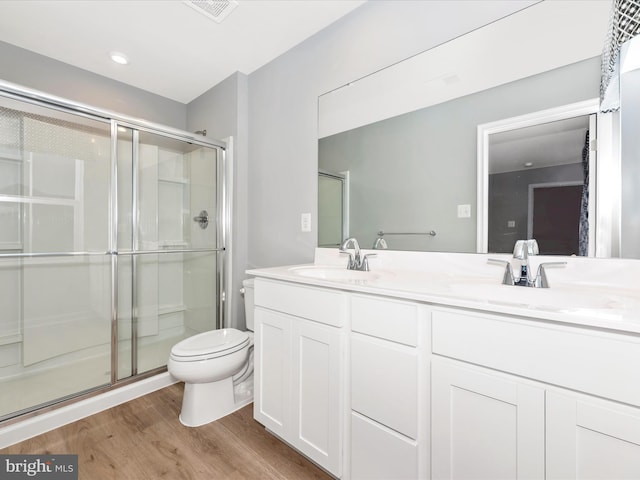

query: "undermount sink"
left=288, top=265, right=382, bottom=282
left=449, top=282, right=634, bottom=311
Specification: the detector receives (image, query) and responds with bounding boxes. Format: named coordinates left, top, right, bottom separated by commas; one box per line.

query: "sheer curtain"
left=600, top=0, right=640, bottom=112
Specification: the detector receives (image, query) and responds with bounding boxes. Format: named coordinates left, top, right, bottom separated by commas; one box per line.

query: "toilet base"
left=179, top=375, right=253, bottom=427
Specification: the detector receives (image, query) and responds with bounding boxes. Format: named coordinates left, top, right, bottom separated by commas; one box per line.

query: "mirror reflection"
left=318, top=1, right=618, bottom=256
left=486, top=114, right=593, bottom=256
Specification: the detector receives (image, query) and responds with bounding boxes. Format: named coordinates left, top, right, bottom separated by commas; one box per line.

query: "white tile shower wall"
left=189, top=147, right=217, bottom=249
left=0, top=258, right=20, bottom=336
left=185, top=147, right=217, bottom=334
left=184, top=252, right=217, bottom=334
left=22, top=257, right=111, bottom=366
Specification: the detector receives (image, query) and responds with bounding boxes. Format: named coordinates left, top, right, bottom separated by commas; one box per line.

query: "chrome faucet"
left=340, top=237, right=376, bottom=271
left=511, top=239, right=539, bottom=286
left=372, top=237, right=388, bottom=249
left=489, top=239, right=566, bottom=288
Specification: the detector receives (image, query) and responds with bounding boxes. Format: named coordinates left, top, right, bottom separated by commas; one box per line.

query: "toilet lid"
left=171, top=328, right=249, bottom=358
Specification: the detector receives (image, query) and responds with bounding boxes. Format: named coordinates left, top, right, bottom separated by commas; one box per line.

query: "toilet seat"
left=170, top=328, right=249, bottom=362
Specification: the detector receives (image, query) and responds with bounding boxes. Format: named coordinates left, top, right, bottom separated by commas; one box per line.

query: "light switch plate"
left=301, top=213, right=311, bottom=232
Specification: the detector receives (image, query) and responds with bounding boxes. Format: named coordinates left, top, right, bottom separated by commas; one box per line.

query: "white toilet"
left=168, top=278, right=255, bottom=427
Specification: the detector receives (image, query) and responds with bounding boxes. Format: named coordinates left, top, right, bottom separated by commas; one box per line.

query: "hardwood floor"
left=1, top=383, right=333, bottom=480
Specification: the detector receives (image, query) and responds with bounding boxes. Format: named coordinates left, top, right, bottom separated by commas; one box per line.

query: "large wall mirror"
left=317, top=0, right=631, bottom=257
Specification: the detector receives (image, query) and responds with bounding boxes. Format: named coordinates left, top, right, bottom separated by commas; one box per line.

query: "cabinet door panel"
left=432, top=358, right=544, bottom=480
left=547, top=391, right=640, bottom=480
left=253, top=307, right=291, bottom=438
left=293, top=320, right=342, bottom=476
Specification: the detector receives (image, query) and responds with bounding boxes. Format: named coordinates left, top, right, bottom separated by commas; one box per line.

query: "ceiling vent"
left=183, top=0, right=239, bottom=24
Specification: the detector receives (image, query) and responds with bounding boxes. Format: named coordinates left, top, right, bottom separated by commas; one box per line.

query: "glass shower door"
left=0, top=96, right=112, bottom=419
left=117, top=128, right=222, bottom=378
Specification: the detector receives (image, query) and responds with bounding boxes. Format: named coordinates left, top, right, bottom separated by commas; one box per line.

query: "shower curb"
left=0, top=373, right=178, bottom=449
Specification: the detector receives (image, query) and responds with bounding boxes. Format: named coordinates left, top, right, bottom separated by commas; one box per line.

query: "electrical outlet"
left=507, top=220, right=516, bottom=228
left=457, top=204, right=471, bottom=218
left=301, top=213, right=311, bottom=232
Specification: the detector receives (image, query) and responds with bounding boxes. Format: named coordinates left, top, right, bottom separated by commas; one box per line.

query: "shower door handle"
left=193, top=210, right=209, bottom=229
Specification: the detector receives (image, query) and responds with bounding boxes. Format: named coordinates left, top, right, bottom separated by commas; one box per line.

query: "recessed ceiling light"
left=110, top=52, right=129, bottom=65
left=524, top=162, right=533, bottom=168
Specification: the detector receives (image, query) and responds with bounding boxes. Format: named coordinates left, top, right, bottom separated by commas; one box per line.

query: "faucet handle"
left=488, top=259, right=515, bottom=285
left=339, top=249, right=355, bottom=269
left=360, top=253, right=377, bottom=272
left=534, top=262, right=567, bottom=288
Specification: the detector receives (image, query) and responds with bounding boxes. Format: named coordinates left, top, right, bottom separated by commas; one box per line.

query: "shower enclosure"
left=0, top=83, right=227, bottom=422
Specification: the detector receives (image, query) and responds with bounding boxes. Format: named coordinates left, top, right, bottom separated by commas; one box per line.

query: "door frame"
left=318, top=170, right=349, bottom=246
left=477, top=99, right=600, bottom=254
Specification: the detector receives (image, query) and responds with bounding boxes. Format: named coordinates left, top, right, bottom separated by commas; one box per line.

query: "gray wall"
left=187, top=73, right=250, bottom=328
left=319, top=57, right=600, bottom=253
left=246, top=0, right=537, bottom=267
left=0, top=41, right=187, bottom=128
left=489, top=163, right=584, bottom=253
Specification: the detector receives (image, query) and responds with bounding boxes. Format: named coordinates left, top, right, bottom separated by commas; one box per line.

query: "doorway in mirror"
left=478, top=99, right=599, bottom=256
left=318, top=171, right=349, bottom=247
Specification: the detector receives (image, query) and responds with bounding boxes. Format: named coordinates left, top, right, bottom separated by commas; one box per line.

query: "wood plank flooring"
left=1, top=383, right=333, bottom=480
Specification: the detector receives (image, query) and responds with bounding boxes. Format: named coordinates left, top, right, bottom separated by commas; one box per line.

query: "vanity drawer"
left=351, top=412, right=418, bottom=480
left=351, top=334, right=418, bottom=439
left=254, top=278, right=347, bottom=327
left=432, top=309, right=640, bottom=407
left=351, top=294, right=419, bottom=346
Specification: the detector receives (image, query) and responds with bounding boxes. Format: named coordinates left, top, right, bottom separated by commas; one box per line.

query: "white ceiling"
left=0, top=0, right=366, bottom=104
left=490, top=116, right=592, bottom=174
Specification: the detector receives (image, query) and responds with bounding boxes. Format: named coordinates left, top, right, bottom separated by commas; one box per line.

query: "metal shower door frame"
left=110, top=120, right=227, bottom=381
left=0, top=79, right=228, bottom=406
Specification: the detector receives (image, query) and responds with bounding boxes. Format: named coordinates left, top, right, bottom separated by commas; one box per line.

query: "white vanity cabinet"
left=349, top=294, right=430, bottom=480
left=250, top=256, right=640, bottom=480
left=431, top=359, right=545, bottom=479
left=431, top=307, right=640, bottom=480
left=253, top=278, right=346, bottom=477
left=546, top=391, right=640, bottom=479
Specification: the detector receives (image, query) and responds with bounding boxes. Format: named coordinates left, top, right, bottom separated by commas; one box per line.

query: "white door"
left=432, top=359, right=544, bottom=480
left=547, top=391, right=640, bottom=480
left=292, top=319, right=343, bottom=477
left=253, top=307, right=292, bottom=439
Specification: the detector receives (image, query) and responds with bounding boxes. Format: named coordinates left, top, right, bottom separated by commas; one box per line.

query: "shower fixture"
left=195, top=129, right=207, bottom=136
left=193, top=210, right=210, bottom=229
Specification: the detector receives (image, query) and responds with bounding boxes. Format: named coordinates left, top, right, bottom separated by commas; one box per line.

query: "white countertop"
left=247, top=249, right=640, bottom=335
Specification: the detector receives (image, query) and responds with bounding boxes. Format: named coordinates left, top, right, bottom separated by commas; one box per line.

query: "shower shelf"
left=158, top=176, right=189, bottom=185
left=0, top=332, right=22, bottom=346
left=158, top=304, right=187, bottom=316
left=0, top=242, right=22, bottom=251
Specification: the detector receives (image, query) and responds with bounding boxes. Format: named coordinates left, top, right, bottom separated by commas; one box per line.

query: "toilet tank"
left=242, top=278, right=255, bottom=331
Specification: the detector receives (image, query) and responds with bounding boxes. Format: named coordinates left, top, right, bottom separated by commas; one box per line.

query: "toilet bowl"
left=168, top=278, right=255, bottom=427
